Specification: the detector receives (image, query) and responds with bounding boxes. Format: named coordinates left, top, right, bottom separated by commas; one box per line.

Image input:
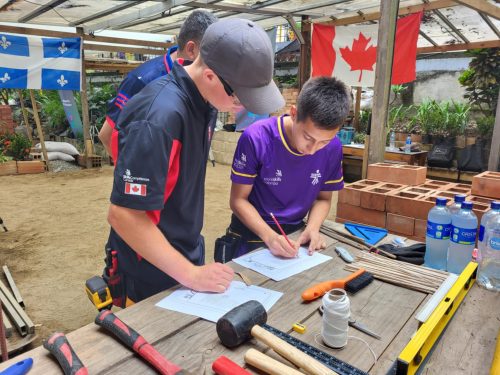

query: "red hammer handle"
left=212, top=355, right=251, bottom=375
left=95, top=310, right=183, bottom=375
left=43, top=333, right=88, bottom=375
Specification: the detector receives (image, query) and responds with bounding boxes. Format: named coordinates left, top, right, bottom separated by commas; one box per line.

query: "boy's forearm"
left=98, top=119, right=113, bottom=155
left=107, top=204, right=194, bottom=285
left=231, top=198, right=276, bottom=243
left=306, top=198, right=332, bottom=232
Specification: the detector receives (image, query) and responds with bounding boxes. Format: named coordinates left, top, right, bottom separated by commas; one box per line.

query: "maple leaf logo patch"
left=339, top=32, right=377, bottom=82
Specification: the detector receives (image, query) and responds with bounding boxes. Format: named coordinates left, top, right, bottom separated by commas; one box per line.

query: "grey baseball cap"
left=200, top=18, right=285, bottom=115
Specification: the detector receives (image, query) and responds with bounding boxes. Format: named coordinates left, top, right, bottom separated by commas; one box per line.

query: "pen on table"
left=269, top=212, right=296, bottom=254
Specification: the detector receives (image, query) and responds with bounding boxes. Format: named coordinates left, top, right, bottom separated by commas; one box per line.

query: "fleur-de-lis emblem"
left=58, top=41, right=68, bottom=54
left=0, top=36, right=11, bottom=50
left=0, top=72, right=10, bottom=83
left=57, top=74, right=68, bottom=87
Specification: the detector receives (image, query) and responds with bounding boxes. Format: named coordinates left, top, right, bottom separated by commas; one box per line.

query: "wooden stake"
left=17, top=89, right=32, bottom=143
left=29, top=90, right=49, bottom=170
left=353, top=87, right=362, bottom=132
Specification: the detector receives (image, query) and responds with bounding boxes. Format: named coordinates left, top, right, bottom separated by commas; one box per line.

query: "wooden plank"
left=314, top=0, right=456, bottom=26
left=2, top=266, right=24, bottom=309
left=84, top=61, right=141, bottom=73
left=108, top=235, right=424, bottom=374
left=0, top=287, right=27, bottom=336
left=488, top=90, right=500, bottom=171
left=78, top=28, right=93, bottom=159
left=454, top=0, right=500, bottom=20
left=0, top=25, right=77, bottom=39
left=83, top=43, right=166, bottom=56
left=368, top=0, right=399, bottom=166
left=0, top=280, right=33, bottom=334
left=16, top=90, right=32, bottom=143
left=417, top=40, right=500, bottom=54
left=353, top=87, right=362, bottom=132
left=299, top=16, right=311, bottom=89
left=28, top=90, right=49, bottom=169
left=2, top=311, right=12, bottom=338
left=82, top=34, right=172, bottom=49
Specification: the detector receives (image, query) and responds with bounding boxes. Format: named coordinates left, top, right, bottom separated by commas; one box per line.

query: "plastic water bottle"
left=448, top=194, right=466, bottom=215
left=389, top=131, right=396, bottom=150
left=404, top=135, right=411, bottom=153
left=478, top=215, right=500, bottom=291
left=425, top=197, right=451, bottom=270
left=478, top=201, right=500, bottom=256
left=447, top=201, right=478, bottom=274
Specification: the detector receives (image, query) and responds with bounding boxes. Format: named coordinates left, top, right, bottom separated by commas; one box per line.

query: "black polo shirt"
left=108, top=62, right=217, bottom=287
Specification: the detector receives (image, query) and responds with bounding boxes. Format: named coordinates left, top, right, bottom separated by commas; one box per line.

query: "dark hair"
left=296, top=76, right=351, bottom=130
left=177, top=10, right=218, bottom=52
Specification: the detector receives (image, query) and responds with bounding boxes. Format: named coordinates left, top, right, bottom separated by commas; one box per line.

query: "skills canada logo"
left=123, top=169, right=149, bottom=197
left=233, top=153, right=247, bottom=169
left=264, top=169, right=283, bottom=186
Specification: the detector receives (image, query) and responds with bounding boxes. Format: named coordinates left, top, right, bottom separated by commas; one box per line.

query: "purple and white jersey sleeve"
left=321, top=139, right=344, bottom=191
left=230, top=130, right=260, bottom=185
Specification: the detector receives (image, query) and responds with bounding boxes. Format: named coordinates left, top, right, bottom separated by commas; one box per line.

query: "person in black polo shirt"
left=105, top=18, right=285, bottom=306
left=99, top=10, right=218, bottom=158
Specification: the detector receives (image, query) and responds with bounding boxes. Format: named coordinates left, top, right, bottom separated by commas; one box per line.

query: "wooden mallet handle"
left=244, top=348, right=304, bottom=375
left=250, top=325, right=338, bottom=375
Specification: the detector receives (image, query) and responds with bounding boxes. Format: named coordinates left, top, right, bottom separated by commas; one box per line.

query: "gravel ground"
left=47, top=160, right=82, bottom=173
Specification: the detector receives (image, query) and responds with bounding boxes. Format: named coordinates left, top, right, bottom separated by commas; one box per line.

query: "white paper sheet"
left=233, top=247, right=332, bottom=281
left=155, top=281, right=282, bottom=322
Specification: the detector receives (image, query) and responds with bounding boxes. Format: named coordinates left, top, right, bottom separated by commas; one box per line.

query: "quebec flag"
left=0, top=33, right=81, bottom=91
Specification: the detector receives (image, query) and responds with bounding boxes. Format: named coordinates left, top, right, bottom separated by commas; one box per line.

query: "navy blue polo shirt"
left=107, top=62, right=217, bottom=287
left=106, top=46, right=178, bottom=128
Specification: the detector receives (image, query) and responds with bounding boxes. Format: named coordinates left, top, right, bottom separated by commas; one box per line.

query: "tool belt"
left=102, top=246, right=125, bottom=308
left=214, top=215, right=305, bottom=263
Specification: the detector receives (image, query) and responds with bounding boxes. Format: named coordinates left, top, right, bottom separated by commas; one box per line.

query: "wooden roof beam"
left=479, top=13, right=500, bottom=39
left=69, top=1, right=142, bottom=26
left=84, top=0, right=193, bottom=32
left=314, top=0, right=456, bottom=26
left=417, top=39, right=500, bottom=53
left=454, top=0, right=500, bottom=21
left=18, top=0, right=68, bottom=23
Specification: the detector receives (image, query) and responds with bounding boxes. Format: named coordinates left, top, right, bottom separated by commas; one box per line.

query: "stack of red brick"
left=337, top=163, right=496, bottom=242
left=0, top=105, right=16, bottom=134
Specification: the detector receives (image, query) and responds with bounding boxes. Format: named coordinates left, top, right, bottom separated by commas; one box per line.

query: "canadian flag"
left=125, top=182, right=147, bottom=196
left=311, top=12, right=422, bottom=87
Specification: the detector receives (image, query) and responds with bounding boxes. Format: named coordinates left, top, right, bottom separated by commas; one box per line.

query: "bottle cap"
left=461, top=201, right=473, bottom=210
left=436, top=197, right=447, bottom=206
left=454, top=194, right=466, bottom=203
left=491, top=201, right=500, bottom=210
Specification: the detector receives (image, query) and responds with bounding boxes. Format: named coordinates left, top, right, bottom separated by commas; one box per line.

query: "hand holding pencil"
left=268, top=213, right=300, bottom=258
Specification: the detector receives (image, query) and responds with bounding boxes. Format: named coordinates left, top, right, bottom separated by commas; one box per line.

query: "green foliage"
left=476, top=115, right=495, bottom=138
left=410, top=100, right=470, bottom=136
left=274, top=75, right=298, bottom=88
left=359, top=109, right=371, bottom=133
left=37, top=90, right=69, bottom=132
left=353, top=132, right=365, bottom=144
left=0, top=133, right=32, bottom=160
left=388, top=105, right=411, bottom=131
left=87, top=84, right=116, bottom=129
left=459, top=48, right=500, bottom=115
left=390, top=84, right=407, bottom=105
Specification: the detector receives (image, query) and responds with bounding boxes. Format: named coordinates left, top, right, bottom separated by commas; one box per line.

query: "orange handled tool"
left=301, top=268, right=372, bottom=301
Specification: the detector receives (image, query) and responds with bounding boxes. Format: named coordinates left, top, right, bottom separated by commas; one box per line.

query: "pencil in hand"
left=269, top=212, right=297, bottom=255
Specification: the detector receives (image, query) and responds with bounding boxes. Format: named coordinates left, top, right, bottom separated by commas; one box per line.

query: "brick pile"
left=0, top=105, right=16, bottom=134
left=337, top=164, right=493, bottom=242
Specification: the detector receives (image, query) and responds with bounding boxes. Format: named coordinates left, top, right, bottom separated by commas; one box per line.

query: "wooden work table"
left=0, top=222, right=498, bottom=374
left=343, top=144, right=428, bottom=166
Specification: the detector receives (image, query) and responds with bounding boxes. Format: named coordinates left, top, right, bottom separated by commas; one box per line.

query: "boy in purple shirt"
left=227, top=76, right=350, bottom=259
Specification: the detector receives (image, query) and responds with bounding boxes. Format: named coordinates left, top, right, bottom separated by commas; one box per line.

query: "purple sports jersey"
left=231, top=115, right=344, bottom=225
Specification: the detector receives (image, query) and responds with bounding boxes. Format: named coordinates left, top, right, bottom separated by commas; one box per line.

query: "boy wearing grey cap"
left=104, top=18, right=284, bottom=305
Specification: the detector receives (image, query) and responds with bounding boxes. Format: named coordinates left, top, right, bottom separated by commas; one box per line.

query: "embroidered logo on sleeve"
left=125, top=182, right=147, bottom=196
left=233, top=152, right=247, bottom=169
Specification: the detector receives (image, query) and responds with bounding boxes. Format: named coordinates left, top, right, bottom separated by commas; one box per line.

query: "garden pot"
left=396, top=132, right=407, bottom=142
left=411, top=134, right=422, bottom=143
left=421, top=134, right=431, bottom=144
left=0, top=161, right=17, bottom=176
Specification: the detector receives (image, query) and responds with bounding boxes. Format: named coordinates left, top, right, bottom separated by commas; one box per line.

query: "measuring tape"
left=262, top=324, right=368, bottom=375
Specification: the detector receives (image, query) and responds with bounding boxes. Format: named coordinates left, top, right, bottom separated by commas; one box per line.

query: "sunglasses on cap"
left=215, top=73, right=234, bottom=97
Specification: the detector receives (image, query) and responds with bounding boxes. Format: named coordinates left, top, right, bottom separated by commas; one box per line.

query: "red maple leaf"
left=339, top=32, right=377, bottom=82
left=132, top=185, right=139, bottom=193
